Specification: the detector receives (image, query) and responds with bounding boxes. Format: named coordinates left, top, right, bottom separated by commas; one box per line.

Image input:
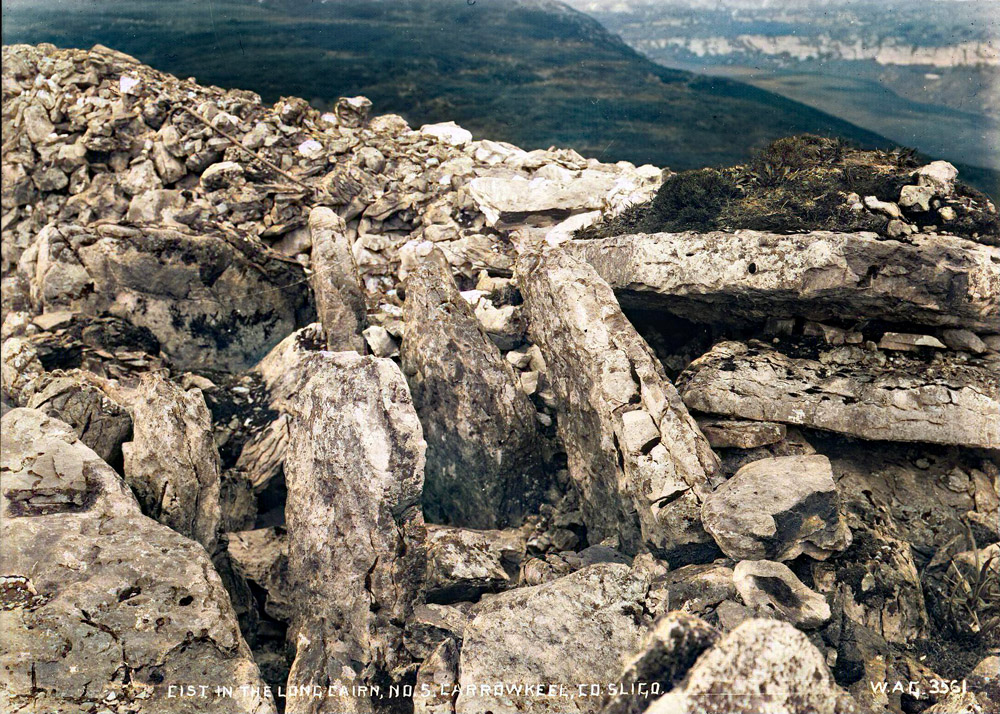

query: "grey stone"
left=679, top=340, right=1000, bottom=448
left=1, top=408, right=274, bottom=714
left=697, top=419, right=786, bottom=449
left=701, top=455, right=851, bottom=562
left=517, top=246, right=719, bottom=560
left=309, top=206, right=366, bottom=351
left=424, top=524, right=526, bottom=603
left=414, top=638, right=460, bottom=714
left=403, top=247, right=545, bottom=529
left=456, top=564, right=649, bottom=714
left=284, top=352, right=426, bottom=714
left=122, top=373, right=222, bottom=552
left=941, top=329, right=988, bottom=354
left=648, top=619, right=858, bottom=714
left=878, top=332, right=946, bottom=351
left=733, top=559, right=831, bottom=629
left=568, top=231, right=999, bottom=332
left=600, top=612, right=720, bottom=714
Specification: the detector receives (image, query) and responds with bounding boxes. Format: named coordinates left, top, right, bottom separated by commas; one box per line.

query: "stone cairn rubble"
left=2, top=43, right=998, bottom=714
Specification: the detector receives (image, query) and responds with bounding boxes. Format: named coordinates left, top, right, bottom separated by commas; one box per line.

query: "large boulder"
left=20, top=223, right=314, bottom=371
left=516, top=246, right=720, bottom=560
left=649, top=619, right=858, bottom=713
left=702, top=455, right=851, bottom=562
left=0, top=408, right=274, bottom=714
left=678, top=340, right=1000, bottom=448
left=122, top=372, right=222, bottom=552
left=456, top=564, right=649, bottom=714
left=283, top=352, right=426, bottom=714
left=402, top=247, right=546, bottom=528
left=569, top=230, right=1000, bottom=332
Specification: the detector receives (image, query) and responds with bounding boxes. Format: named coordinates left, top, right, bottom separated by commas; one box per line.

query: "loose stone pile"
left=2, top=43, right=998, bottom=714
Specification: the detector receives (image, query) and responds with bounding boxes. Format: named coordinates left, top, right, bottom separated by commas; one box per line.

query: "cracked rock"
left=1, top=408, right=274, bottom=714
left=284, top=352, right=426, bottom=714
left=733, top=559, right=832, bottom=629
left=517, top=245, right=719, bottom=560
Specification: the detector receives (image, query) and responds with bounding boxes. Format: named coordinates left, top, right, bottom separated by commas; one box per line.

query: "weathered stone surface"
left=600, top=612, right=720, bottom=714
left=25, top=369, right=132, bottom=465
left=308, top=207, right=366, bottom=351
left=403, top=247, right=545, bottom=528
left=679, top=340, right=1000, bottom=448
left=467, top=172, right=622, bottom=226
left=702, top=455, right=851, bottom=562
left=697, top=418, right=786, bottom=449
left=22, top=223, right=314, bottom=371
left=425, top=524, right=526, bottom=603
left=456, top=564, right=649, bottom=714
left=404, top=603, right=472, bottom=661
left=517, top=246, right=719, bottom=559
left=227, top=526, right=293, bottom=622
left=569, top=230, right=999, bottom=331
left=122, top=373, right=222, bottom=552
left=414, top=638, right=460, bottom=714
left=284, top=352, right=426, bottom=714
left=648, top=619, right=858, bottom=714
left=733, top=559, right=831, bottom=629
left=1, top=408, right=274, bottom=714
left=665, top=562, right=736, bottom=618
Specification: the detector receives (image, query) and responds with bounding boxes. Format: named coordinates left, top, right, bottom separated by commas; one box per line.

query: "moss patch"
left=578, top=135, right=999, bottom=242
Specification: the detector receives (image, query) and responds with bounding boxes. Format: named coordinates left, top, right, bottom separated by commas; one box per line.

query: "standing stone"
left=284, top=352, right=426, bottom=714
left=1, top=408, right=274, bottom=714
left=456, top=564, right=649, bottom=714
left=516, top=245, right=720, bottom=559
left=122, top=372, right=222, bottom=552
left=701, top=455, right=851, bottom=562
left=403, top=247, right=545, bottom=528
left=308, top=207, right=366, bottom=351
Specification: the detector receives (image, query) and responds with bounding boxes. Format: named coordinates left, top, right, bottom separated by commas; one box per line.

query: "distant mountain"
left=1, top=0, right=898, bottom=171
left=564, top=0, right=999, bottom=188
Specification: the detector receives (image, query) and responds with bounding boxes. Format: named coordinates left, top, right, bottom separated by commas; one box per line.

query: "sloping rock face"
left=456, top=564, right=649, bottom=714
left=283, top=352, right=426, bottom=714
left=517, top=246, right=720, bottom=560
left=569, top=230, right=999, bottom=331
left=122, top=372, right=222, bottom=552
left=402, top=247, right=545, bottom=528
left=20, top=223, right=314, bottom=372
left=1, top=408, right=274, bottom=714
left=678, top=340, right=999, bottom=448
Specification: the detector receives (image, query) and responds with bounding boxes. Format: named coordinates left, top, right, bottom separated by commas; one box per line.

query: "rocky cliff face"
left=2, top=43, right=998, bottom=714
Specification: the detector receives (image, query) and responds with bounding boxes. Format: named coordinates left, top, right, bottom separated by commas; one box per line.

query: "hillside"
left=3, top=42, right=998, bottom=714
left=0, top=0, right=898, bottom=171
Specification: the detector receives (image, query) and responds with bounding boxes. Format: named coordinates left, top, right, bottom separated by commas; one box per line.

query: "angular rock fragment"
left=308, top=207, right=366, bottom=351
left=733, top=559, right=831, bottom=629
left=665, top=562, right=737, bottom=617
left=467, top=172, right=623, bottom=226
left=25, top=369, right=132, bottom=465
left=457, top=564, right=648, bottom=714
left=23, top=223, right=314, bottom=371
left=425, top=524, right=526, bottom=603
left=697, top=418, right=786, bottom=450
left=403, top=247, right=545, bottom=528
left=284, top=352, right=426, bottom=714
left=122, top=373, right=222, bottom=552
left=679, top=340, right=1000, bottom=448
left=414, top=638, right=461, bottom=714
left=601, top=612, right=720, bottom=714
left=569, top=230, right=999, bottom=331
left=517, top=246, right=719, bottom=559
left=1, top=408, right=274, bottom=714
left=701, top=455, right=851, bottom=562
left=648, top=619, right=857, bottom=714
left=404, top=603, right=472, bottom=660
left=227, top=526, right=293, bottom=622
